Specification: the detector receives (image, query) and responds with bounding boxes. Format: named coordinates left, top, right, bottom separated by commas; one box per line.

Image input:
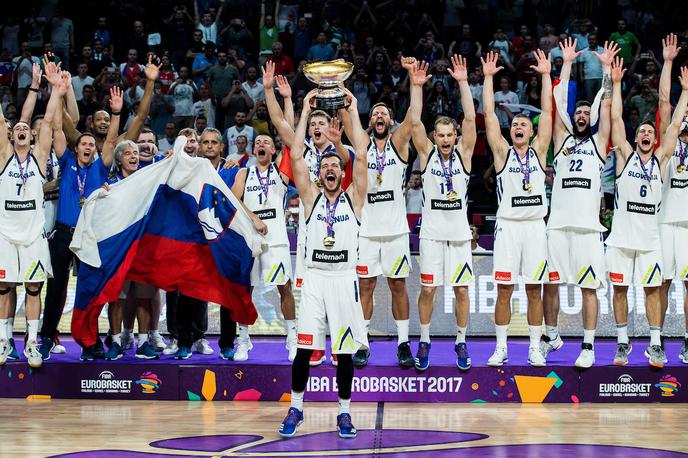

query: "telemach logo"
left=627, top=201, right=655, bottom=214
left=81, top=371, right=133, bottom=394
left=430, top=199, right=462, bottom=210
left=5, top=200, right=36, bottom=211
left=367, top=191, right=394, bottom=204
left=671, top=178, right=688, bottom=189
left=562, top=177, right=591, bottom=189
left=511, top=195, right=543, bottom=207
left=253, top=208, right=276, bottom=220
left=598, top=374, right=651, bottom=398
left=312, top=249, right=348, bottom=263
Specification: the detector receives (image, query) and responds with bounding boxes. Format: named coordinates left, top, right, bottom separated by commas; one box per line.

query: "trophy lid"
left=303, top=60, right=354, bottom=85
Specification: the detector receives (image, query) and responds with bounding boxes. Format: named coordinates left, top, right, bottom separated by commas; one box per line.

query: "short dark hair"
left=635, top=121, right=656, bottom=136
left=319, top=151, right=344, bottom=170
left=575, top=100, right=591, bottom=109
left=369, top=102, right=392, bottom=118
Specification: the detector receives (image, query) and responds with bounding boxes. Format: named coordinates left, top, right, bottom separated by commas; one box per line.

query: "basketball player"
left=342, top=57, right=419, bottom=368
left=656, top=34, right=688, bottom=362
left=230, top=134, right=297, bottom=361
left=608, top=57, right=688, bottom=367
left=263, top=61, right=354, bottom=366
left=482, top=50, right=553, bottom=367
left=0, top=63, right=65, bottom=366
left=541, top=38, right=618, bottom=368
left=278, top=89, right=367, bottom=439
left=408, top=57, right=476, bottom=370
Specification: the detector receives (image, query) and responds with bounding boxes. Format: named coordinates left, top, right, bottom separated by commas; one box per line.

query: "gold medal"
left=678, top=164, right=686, bottom=174
left=447, top=190, right=458, bottom=202
left=323, top=235, right=336, bottom=247
left=79, top=197, right=86, bottom=207
left=376, top=174, right=383, bottom=185
left=525, top=182, right=533, bottom=193
left=313, top=177, right=323, bottom=187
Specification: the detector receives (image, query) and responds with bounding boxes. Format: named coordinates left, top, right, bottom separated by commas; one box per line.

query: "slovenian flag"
left=553, top=79, right=603, bottom=135
left=69, top=137, right=265, bottom=347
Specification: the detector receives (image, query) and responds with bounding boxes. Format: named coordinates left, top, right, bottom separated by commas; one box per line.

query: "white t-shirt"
left=170, top=81, right=196, bottom=117
left=494, top=90, right=520, bottom=128
left=242, top=81, right=265, bottom=103
left=405, top=188, right=423, bottom=213
left=225, top=125, right=256, bottom=155
left=71, top=75, right=95, bottom=101
left=193, top=98, right=216, bottom=128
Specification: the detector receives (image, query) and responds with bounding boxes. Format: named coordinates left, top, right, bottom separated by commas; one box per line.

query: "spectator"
left=539, top=24, right=559, bottom=55
left=72, top=63, right=95, bottom=101
left=269, top=42, right=295, bottom=76
left=221, top=79, right=253, bottom=129
left=519, top=75, right=541, bottom=107
left=24, top=9, right=47, bottom=54
left=192, top=41, right=218, bottom=88
left=170, top=66, right=198, bottom=130
left=572, top=18, right=592, bottom=51
left=222, top=18, right=253, bottom=60
left=124, top=20, right=150, bottom=63
left=224, top=111, right=255, bottom=155
left=609, top=19, right=641, bottom=62
left=626, top=77, right=658, bottom=121
left=449, top=24, right=482, bottom=68
left=248, top=101, right=270, bottom=134
left=415, top=31, right=444, bottom=64
left=165, top=4, right=195, bottom=68
left=470, top=225, right=489, bottom=253
left=404, top=170, right=423, bottom=213
left=91, top=39, right=114, bottom=75
left=493, top=76, right=519, bottom=130
left=50, top=6, right=74, bottom=69
left=259, top=0, right=280, bottom=57
left=293, top=17, right=311, bottom=62
left=577, top=33, right=605, bottom=101
left=489, top=28, right=512, bottom=64
left=1, top=16, right=20, bottom=57
left=307, top=32, right=336, bottom=61
left=92, top=16, right=113, bottom=52
left=285, top=193, right=300, bottom=234
left=242, top=66, right=265, bottom=103
left=158, top=122, right=178, bottom=151
left=512, top=25, right=537, bottom=61
left=77, top=85, right=99, bottom=126
left=158, top=54, right=177, bottom=94
left=150, top=81, right=176, bottom=137
left=349, top=68, right=376, bottom=125
left=120, top=49, right=145, bottom=87
left=186, top=30, right=205, bottom=68
left=12, top=42, right=41, bottom=108
left=193, top=82, right=216, bottom=128
left=468, top=68, right=483, bottom=113
left=624, top=106, right=641, bottom=144
left=194, top=0, right=225, bottom=45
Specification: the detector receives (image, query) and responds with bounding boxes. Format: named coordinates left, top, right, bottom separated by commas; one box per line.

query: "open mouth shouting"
left=325, top=170, right=337, bottom=186
left=313, top=130, right=322, bottom=142
left=514, top=130, right=525, bottom=140
left=640, top=137, right=652, bottom=149
left=256, top=146, right=268, bottom=158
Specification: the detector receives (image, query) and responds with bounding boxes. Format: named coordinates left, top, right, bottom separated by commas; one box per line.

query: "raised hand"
left=56, top=71, right=71, bottom=96
left=680, top=66, right=688, bottom=91
left=559, top=37, right=582, bottom=63
left=481, top=51, right=503, bottom=77
left=303, top=88, right=319, bottom=112
left=447, top=54, right=468, bottom=82
left=400, top=56, right=417, bottom=71
left=144, top=54, right=160, bottom=81
left=31, top=63, right=42, bottom=88
left=262, top=60, right=275, bottom=88
left=529, top=49, right=551, bottom=75
left=44, top=60, right=62, bottom=86
left=593, top=41, right=620, bottom=68
left=611, top=56, right=626, bottom=83
left=110, top=86, right=124, bottom=113
left=339, top=85, right=358, bottom=113
left=663, top=33, right=681, bottom=62
left=410, top=60, right=432, bottom=86
left=276, top=75, right=292, bottom=98
left=323, top=116, right=343, bottom=144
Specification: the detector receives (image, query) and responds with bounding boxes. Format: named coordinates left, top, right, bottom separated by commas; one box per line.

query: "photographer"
left=169, top=66, right=198, bottom=130
left=222, top=18, right=253, bottom=61
left=220, top=79, right=253, bottom=130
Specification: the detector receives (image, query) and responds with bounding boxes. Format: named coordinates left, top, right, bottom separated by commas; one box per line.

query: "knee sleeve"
left=0, top=287, right=11, bottom=296
left=291, top=348, right=314, bottom=392
left=336, top=354, right=354, bottom=400
left=25, top=285, right=43, bottom=296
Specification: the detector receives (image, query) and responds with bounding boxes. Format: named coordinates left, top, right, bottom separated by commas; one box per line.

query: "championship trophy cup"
left=303, top=59, right=355, bottom=112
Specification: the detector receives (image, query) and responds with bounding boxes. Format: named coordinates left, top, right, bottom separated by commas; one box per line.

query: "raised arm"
left=481, top=51, right=510, bottom=167
left=554, top=38, right=582, bottom=143
left=339, top=109, right=369, bottom=215
left=610, top=57, right=633, bottom=161
left=659, top=66, right=688, bottom=165
left=277, top=75, right=295, bottom=129
left=339, top=86, right=369, bottom=156
left=323, top=116, right=350, bottom=165
left=592, top=41, right=619, bottom=159
left=63, top=73, right=79, bottom=122
left=0, top=94, right=10, bottom=164
left=263, top=62, right=295, bottom=146
left=36, top=70, right=68, bottom=173
left=391, top=56, right=421, bottom=160
left=215, top=0, right=225, bottom=25
left=123, top=54, right=159, bottom=142
left=101, top=86, right=123, bottom=168
left=291, top=90, right=319, bottom=210
left=659, top=33, right=682, bottom=138
left=408, top=60, right=433, bottom=162
left=448, top=54, right=476, bottom=162
left=20, top=63, right=42, bottom=124
left=531, top=49, right=553, bottom=163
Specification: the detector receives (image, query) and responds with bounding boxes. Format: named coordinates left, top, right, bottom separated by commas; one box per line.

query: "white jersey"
left=0, top=151, right=46, bottom=244
left=360, top=137, right=408, bottom=237
left=304, top=139, right=337, bottom=183
left=605, top=152, right=662, bottom=251
left=243, top=163, right=289, bottom=247
left=548, top=135, right=606, bottom=232
left=305, top=191, right=359, bottom=271
left=420, top=146, right=471, bottom=241
left=660, top=139, right=688, bottom=224
left=496, top=147, right=547, bottom=220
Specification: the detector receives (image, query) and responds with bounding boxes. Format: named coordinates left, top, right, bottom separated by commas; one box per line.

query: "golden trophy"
left=303, top=60, right=355, bottom=112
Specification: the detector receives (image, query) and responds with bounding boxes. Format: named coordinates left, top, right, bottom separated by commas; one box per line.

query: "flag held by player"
left=69, top=137, right=264, bottom=347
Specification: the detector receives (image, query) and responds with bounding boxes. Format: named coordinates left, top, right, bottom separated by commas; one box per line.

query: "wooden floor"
left=2, top=400, right=688, bottom=457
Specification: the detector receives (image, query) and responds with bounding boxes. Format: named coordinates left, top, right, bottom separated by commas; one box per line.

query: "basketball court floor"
left=2, top=400, right=687, bottom=457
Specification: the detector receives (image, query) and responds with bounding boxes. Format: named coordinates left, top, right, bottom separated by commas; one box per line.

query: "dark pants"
left=292, top=348, right=354, bottom=399
left=176, top=294, right=209, bottom=348
left=41, top=225, right=75, bottom=340
left=218, top=306, right=236, bottom=349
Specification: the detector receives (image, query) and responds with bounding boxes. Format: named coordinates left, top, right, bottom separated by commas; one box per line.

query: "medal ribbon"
left=566, top=137, right=589, bottom=156
left=518, top=148, right=531, bottom=188
left=312, top=143, right=334, bottom=179
left=373, top=142, right=386, bottom=179
left=14, top=153, right=30, bottom=189
left=325, top=193, right=341, bottom=238
left=679, top=141, right=687, bottom=168
left=438, top=151, right=455, bottom=194
left=638, top=155, right=655, bottom=185
left=256, top=165, right=271, bottom=202
left=77, top=166, right=89, bottom=201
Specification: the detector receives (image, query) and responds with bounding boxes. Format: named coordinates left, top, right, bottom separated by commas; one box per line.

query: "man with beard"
left=540, top=38, right=617, bottom=369
left=657, top=34, right=688, bottom=363
left=136, top=128, right=164, bottom=167
left=0, top=63, right=65, bottom=367
left=482, top=50, right=553, bottom=367
left=62, top=55, right=159, bottom=154
left=229, top=134, right=297, bottom=361
left=262, top=61, right=353, bottom=365
left=39, top=78, right=122, bottom=361
left=607, top=57, right=688, bottom=367
left=408, top=56, right=476, bottom=371
left=278, top=89, right=368, bottom=439
left=225, top=111, right=255, bottom=156
left=103, top=140, right=159, bottom=360
left=342, top=57, right=419, bottom=368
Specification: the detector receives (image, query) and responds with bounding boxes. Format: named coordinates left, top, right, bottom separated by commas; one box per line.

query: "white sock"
left=7, top=317, right=13, bottom=339
left=112, top=333, right=122, bottom=345
left=583, top=329, right=595, bottom=345
left=138, top=333, right=148, bottom=345
left=455, top=326, right=467, bottom=344
left=286, top=320, right=297, bottom=339
left=338, top=397, right=351, bottom=415
left=546, top=325, right=559, bottom=340
left=419, top=324, right=431, bottom=343
left=150, top=330, right=161, bottom=338
left=650, top=327, right=661, bottom=347
left=616, top=323, right=629, bottom=344
left=290, top=390, right=304, bottom=411
left=528, top=325, right=541, bottom=349
left=396, top=319, right=409, bottom=345
left=364, top=320, right=370, bottom=331
left=27, top=320, right=39, bottom=343
left=123, top=328, right=133, bottom=339
left=495, top=324, right=508, bottom=348
left=684, top=332, right=688, bottom=340
left=239, top=325, right=250, bottom=340
left=0, top=319, right=8, bottom=341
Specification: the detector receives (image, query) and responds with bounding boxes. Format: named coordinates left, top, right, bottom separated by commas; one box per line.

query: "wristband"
left=28, top=87, right=39, bottom=93
left=111, top=110, right=121, bottom=116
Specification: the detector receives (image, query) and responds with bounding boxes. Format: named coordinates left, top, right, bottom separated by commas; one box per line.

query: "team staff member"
left=607, top=57, right=688, bottom=367
left=482, top=50, right=553, bottom=367
left=230, top=134, right=297, bottom=361
left=409, top=56, right=476, bottom=371
left=278, top=88, right=368, bottom=439
left=0, top=62, right=65, bottom=366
